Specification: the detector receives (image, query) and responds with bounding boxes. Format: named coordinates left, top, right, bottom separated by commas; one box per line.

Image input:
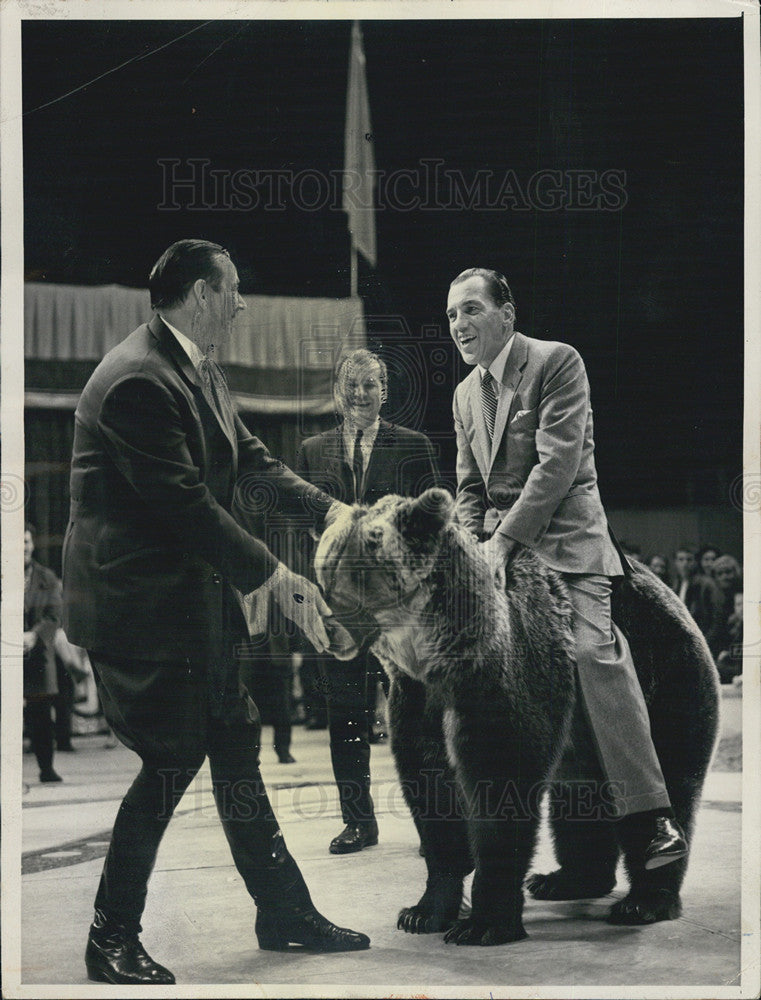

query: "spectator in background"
left=716, top=590, right=743, bottom=684
left=696, top=544, right=721, bottom=578
left=712, top=554, right=743, bottom=665
left=712, top=553, right=742, bottom=603
left=672, top=546, right=724, bottom=658
left=647, top=554, right=670, bottom=584
left=23, top=523, right=63, bottom=783
left=297, top=348, right=441, bottom=855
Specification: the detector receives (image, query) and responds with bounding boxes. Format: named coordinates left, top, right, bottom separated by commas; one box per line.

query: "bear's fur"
left=315, top=488, right=721, bottom=946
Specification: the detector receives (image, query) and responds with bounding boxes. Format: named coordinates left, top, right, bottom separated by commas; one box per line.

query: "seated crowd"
left=625, top=543, right=743, bottom=685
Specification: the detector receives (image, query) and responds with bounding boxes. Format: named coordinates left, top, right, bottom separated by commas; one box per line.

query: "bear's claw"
left=397, top=906, right=456, bottom=935
left=443, top=917, right=528, bottom=946
left=526, top=869, right=616, bottom=900
left=607, top=889, right=682, bottom=925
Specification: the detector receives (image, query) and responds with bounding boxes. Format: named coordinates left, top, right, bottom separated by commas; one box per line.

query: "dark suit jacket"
left=296, top=418, right=441, bottom=670
left=453, top=331, right=621, bottom=576
left=296, top=419, right=441, bottom=508
left=24, top=561, right=62, bottom=698
left=63, top=314, right=332, bottom=667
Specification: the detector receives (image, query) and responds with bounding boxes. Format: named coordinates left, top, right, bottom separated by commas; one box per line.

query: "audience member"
left=23, top=524, right=63, bottom=783
left=672, top=546, right=724, bottom=658
left=297, top=348, right=440, bottom=855
left=711, top=554, right=743, bottom=668
left=696, top=544, right=721, bottom=578
left=716, top=590, right=743, bottom=684
left=647, top=553, right=670, bottom=583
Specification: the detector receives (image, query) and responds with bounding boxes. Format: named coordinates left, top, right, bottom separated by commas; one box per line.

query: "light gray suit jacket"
left=453, top=331, right=622, bottom=577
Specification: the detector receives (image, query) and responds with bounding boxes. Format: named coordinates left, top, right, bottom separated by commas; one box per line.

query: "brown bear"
left=315, top=487, right=721, bottom=946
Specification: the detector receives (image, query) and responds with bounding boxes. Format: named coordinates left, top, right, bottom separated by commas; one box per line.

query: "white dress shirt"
left=478, top=334, right=515, bottom=397
left=158, top=313, right=205, bottom=370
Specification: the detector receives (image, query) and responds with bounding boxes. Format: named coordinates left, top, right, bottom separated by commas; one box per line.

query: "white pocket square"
left=511, top=409, right=534, bottom=422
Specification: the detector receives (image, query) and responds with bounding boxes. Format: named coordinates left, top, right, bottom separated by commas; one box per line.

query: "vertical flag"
left=344, top=21, right=377, bottom=275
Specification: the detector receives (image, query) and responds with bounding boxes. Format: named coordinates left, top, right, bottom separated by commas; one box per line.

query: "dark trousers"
left=242, top=632, right=293, bottom=758
left=299, top=654, right=329, bottom=727
left=90, top=653, right=312, bottom=932
left=321, top=650, right=384, bottom=826
left=25, top=696, right=55, bottom=774
left=54, top=659, right=75, bottom=748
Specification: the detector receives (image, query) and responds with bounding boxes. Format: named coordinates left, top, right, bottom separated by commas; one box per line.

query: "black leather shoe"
left=277, top=751, right=296, bottom=764
left=256, top=907, right=370, bottom=952
left=644, top=817, right=688, bottom=870
left=39, top=769, right=63, bottom=783
left=329, top=820, right=379, bottom=855
left=85, top=915, right=175, bottom=985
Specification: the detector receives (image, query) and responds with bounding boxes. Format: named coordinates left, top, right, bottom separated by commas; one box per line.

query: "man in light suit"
left=446, top=267, right=686, bottom=888
left=63, top=240, right=368, bottom=985
left=298, top=349, right=441, bottom=854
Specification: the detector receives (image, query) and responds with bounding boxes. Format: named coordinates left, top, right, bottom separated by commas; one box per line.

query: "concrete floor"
left=14, top=689, right=748, bottom=997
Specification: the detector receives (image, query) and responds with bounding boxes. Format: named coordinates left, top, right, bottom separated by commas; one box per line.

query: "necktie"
left=198, top=356, right=221, bottom=417
left=481, top=370, right=498, bottom=439
left=352, top=428, right=364, bottom=502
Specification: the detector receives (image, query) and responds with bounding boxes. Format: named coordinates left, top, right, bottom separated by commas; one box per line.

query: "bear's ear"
left=398, top=488, right=454, bottom=546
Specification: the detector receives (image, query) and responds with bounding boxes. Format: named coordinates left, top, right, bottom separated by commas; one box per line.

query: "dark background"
left=22, top=17, right=744, bottom=561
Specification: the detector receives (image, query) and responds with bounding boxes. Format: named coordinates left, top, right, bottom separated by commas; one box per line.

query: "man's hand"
left=269, top=563, right=332, bottom=653
left=23, top=630, right=36, bottom=654
left=479, top=532, right=515, bottom=592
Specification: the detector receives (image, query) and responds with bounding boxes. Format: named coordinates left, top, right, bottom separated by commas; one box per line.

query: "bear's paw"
left=526, top=869, right=616, bottom=901
left=443, top=916, right=528, bottom=946
left=607, top=888, right=682, bottom=925
left=396, top=873, right=463, bottom=934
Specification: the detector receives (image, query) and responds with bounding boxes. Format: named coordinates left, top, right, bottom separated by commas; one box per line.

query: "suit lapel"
left=149, top=314, right=235, bottom=451
left=149, top=313, right=198, bottom=388
left=323, top=425, right=352, bottom=498
left=489, top=332, right=528, bottom=470
left=363, top=420, right=394, bottom=499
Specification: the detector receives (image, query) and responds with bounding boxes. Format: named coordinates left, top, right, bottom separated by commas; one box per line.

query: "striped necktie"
left=481, top=369, right=498, bottom=439
left=352, top=429, right=364, bottom=502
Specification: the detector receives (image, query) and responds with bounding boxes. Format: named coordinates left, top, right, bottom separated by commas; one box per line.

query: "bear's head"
left=316, top=487, right=456, bottom=640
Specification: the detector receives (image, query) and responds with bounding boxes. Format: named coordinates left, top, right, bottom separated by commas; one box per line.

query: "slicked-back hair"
left=450, top=267, right=516, bottom=313
left=334, top=348, right=388, bottom=407
left=149, top=239, right=230, bottom=310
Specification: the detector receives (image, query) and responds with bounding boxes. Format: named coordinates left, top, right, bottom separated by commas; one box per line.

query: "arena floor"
left=13, top=688, right=748, bottom=997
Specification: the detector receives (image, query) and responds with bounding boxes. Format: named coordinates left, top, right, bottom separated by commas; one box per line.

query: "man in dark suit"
left=297, top=349, right=441, bottom=854
left=24, top=523, right=63, bottom=783
left=446, top=267, right=687, bottom=892
left=62, top=240, right=368, bottom=985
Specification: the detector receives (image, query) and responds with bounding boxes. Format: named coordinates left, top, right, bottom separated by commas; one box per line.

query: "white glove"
left=267, top=563, right=333, bottom=653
